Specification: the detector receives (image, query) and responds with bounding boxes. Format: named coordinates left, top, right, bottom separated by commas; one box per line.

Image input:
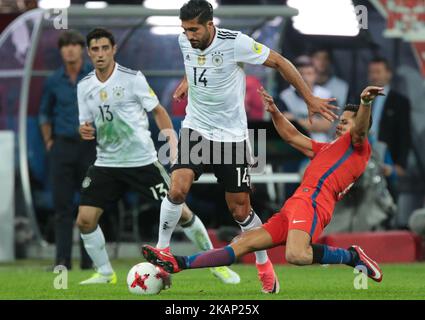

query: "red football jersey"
left=291, top=131, right=371, bottom=223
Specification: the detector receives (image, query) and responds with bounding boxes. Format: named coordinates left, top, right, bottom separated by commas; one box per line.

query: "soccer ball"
left=127, top=262, right=170, bottom=295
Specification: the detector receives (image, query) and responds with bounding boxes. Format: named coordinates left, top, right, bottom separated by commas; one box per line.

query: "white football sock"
left=181, top=214, right=214, bottom=251
left=237, top=210, right=268, bottom=264
left=156, top=195, right=183, bottom=249
left=80, top=226, right=113, bottom=276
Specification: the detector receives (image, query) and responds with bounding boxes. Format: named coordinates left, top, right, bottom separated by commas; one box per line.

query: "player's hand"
left=306, top=96, right=338, bottom=123
left=173, top=78, right=188, bottom=102
left=258, top=87, right=279, bottom=114
left=382, top=164, right=394, bottom=177
left=45, top=139, right=54, bottom=152
left=360, top=86, right=385, bottom=104
left=79, top=122, right=95, bottom=140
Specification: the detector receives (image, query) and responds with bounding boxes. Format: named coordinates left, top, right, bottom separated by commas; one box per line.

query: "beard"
left=190, top=32, right=210, bottom=50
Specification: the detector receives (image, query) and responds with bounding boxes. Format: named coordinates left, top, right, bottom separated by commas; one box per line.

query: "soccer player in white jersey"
left=143, top=0, right=338, bottom=294
left=76, top=28, right=240, bottom=285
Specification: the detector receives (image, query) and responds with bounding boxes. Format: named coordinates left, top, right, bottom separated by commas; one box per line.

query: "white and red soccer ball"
left=127, top=262, right=170, bottom=295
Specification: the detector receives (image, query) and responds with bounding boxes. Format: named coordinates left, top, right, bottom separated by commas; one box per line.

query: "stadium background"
left=0, top=0, right=424, bottom=282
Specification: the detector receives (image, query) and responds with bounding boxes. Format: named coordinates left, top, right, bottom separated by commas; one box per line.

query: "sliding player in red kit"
left=142, top=86, right=384, bottom=288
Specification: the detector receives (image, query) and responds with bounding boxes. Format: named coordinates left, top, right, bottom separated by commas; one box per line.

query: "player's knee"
left=285, top=248, right=309, bottom=266
left=229, top=204, right=250, bottom=222
left=168, top=187, right=187, bottom=204
left=231, top=210, right=249, bottom=223
left=76, top=214, right=96, bottom=233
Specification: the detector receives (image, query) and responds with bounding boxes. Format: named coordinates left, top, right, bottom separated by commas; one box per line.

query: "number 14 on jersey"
left=193, top=67, right=208, bottom=87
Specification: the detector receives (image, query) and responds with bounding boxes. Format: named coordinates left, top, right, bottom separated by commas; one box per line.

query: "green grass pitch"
left=1, top=259, right=424, bottom=300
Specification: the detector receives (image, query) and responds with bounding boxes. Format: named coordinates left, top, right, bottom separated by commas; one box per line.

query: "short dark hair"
left=180, top=0, right=213, bottom=24
left=58, top=30, right=85, bottom=49
left=294, top=55, right=314, bottom=69
left=343, top=104, right=373, bottom=130
left=309, top=46, right=332, bottom=58
left=86, top=28, right=115, bottom=48
left=369, top=56, right=392, bottom=71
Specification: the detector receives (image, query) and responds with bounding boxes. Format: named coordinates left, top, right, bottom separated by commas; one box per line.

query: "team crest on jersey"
left=197, top=55, right=206, bottom=66
left=212, top=52, right=224, bottom=66
left=100, top=90, right=108, bottom=102
left=82, top=177, right=91, bottom=188
left=252, top=41, right=263, bottom=54
left=185, top=54, right=191, bottom=61
left=113, top=86, right=125, bottom=99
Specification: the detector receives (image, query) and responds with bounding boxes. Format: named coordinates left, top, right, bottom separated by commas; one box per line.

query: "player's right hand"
left=258, top=87, right=279, bottom=114
left=360, top=86, right=384, bottom=103
left=45, top=139, right=54, bottom=152
left=173, top=78, right=188, bottom=102
left=306, top=96, right=338, bottom=123
left=79, top=122, right=96, bottom=140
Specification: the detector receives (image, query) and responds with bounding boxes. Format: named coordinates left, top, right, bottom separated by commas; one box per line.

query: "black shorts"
left=170, top=128, right=251, bottom=193
left=80, top=161, right=170, bottom=209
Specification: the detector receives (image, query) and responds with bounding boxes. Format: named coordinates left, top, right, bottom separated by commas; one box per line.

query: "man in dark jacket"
left=368, top=57, right=411, bottom=179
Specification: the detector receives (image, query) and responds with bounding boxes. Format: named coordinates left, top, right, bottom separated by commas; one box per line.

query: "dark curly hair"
left=86, top=28, right=115, bottom=48
left=343, top=104, right=373, bottom=130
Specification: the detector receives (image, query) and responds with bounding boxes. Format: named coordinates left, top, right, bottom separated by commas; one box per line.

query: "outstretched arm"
left=259, top=88, right=314, bottom=158
left=351, top=86, right=384, bottom=145
left=263, top=50, right=338, bottom=123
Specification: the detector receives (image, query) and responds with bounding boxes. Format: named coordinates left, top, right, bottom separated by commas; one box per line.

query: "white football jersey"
left=78, top=63, right=159, bottom=167
left=179, top=27, right=270, bottom=142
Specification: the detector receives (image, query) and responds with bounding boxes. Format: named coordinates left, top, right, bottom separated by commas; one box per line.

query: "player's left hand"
left=173, top=78, right=188, bottom=102
left=258, top=87, right=279, bottom=114
left=360, top=86, right=385, bottom=104
left=79, top=122, right=96, bottom=140
left=306, top=96, right=338, bottom=123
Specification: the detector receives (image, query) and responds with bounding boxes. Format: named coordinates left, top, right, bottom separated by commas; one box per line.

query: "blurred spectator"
left=38, top=30, right=95, bottom=270
left=277, top=55, right=333, bottom=142
left=368, top=57, right=411, bottom=180
left=393, top=65, right=425, bottom=230
left=245, top=75, right=264, bottom=120
left=311, top=47, right=349, bottom=108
